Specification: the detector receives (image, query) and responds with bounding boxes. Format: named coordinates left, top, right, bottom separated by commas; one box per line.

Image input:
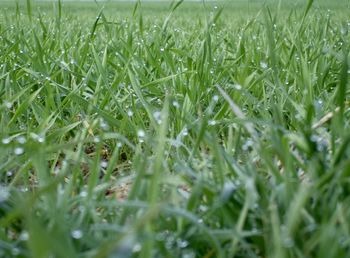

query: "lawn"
left=0, top=0, right=350, bottom=257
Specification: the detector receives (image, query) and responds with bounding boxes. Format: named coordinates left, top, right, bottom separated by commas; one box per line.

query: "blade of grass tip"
left=303, top=0, right=315, bottom=20
left=127, top=67, right=157, bottom=129
left=141, top=99, right=170, bottom=258
left=287, top=0, right=314, bottom=63
left=162, top=0, right=184, bottom=32
left=132, top=0, right=141, bottom=18
left=90, top=12, right=102, bottom=40
left=55, top=0, right=62, bottom=32
left=286, top=186, right=310, bottom=239
left=216, top=85, right=257, bottom=139
left=26, top=0, right=32, bottom=24
left=87, top=143, right=102, bottom=199
left=148, top=97, right=169, bottom=204
left=335, top=48, right=348, bottom=116
left=269, top=201, right=286, bottom=258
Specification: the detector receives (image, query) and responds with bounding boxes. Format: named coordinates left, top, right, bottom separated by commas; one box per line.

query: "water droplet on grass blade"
left=16, top=136, right=26, bottom=144
left=11, top=248, right=20, bottom=256
left=0, top=186, right=10, bottom=202
left=233, top=84, right=242, bottom=90
left=132, top=243, right=141, bottom=253
left=137, top=129, right=145, bottom=142
left=71, top=230, right=83, bottom=239
left=14, top=147, right=24, bottom=155
left=208, top=120, right=217, bottom=126
left=177, top=239, right=189, bottom=248
left=172, top=100, right=180, bottom=108
left=127, top=110, right=134, bottom=117
left=2, top=138, right=11, bottom=144
left=19, top=231, right=29, bottom=241
left=100, top=160, right=108, bottom=168
left=80, top=191, right=88, bottom=198
left=4, top=101, right=12, bottom=109
left=260, top=61, right=268, bottom=69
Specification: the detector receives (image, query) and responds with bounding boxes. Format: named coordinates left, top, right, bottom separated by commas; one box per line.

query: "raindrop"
left=117, top=142, right=123, bottom=148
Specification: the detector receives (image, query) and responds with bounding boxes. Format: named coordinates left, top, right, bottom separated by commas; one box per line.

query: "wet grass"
left=0, top=0, right=350, bottom=257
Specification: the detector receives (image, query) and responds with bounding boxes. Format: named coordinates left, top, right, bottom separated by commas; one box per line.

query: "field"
left=0, top=0, right=350, bottom=257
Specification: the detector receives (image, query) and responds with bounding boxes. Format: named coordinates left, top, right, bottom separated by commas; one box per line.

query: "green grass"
left=0, top=0, right=350, bottom=257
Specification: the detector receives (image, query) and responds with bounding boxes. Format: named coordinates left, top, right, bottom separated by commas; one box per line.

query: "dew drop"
left=182, top=128, right=188, bottom=136
left=233, top=84, right=242, bottom=90
left=2, top=137, right=11, bottom=144
left=208, top=120, right=217, bottom=126
left=16, top=136, right=26, bottom=144
left=212, top=95, right=219, bottom=102
left=100, top=160, right=108, bottom=168
left=137, top=129, right=145, bottom=138
left=172, top=100, right=180, bottom=108
left=71, top=229, right=83, bottom=239
left=19, top=231, right=29, bottom=241
left=4, top=101, right=12, bottom=109
left=14, top=147, right=24, bottom=155
left=260, top=61, right=268, bottom=69
left=0, top=186, right=10, bottom=202
left=177, top=239, right=189, bottom=248
left=80, top=191, right=88, bottom=198
left=132, top=243, right=142, bottom=253
left=127, top=110, right=134, bottom=117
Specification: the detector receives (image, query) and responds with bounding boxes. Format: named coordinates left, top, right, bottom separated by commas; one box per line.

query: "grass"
left=0, top=0, right=350, bottom=257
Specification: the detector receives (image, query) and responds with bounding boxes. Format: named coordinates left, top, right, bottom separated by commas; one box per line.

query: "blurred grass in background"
left=0, top=0, right=350, bottom=257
